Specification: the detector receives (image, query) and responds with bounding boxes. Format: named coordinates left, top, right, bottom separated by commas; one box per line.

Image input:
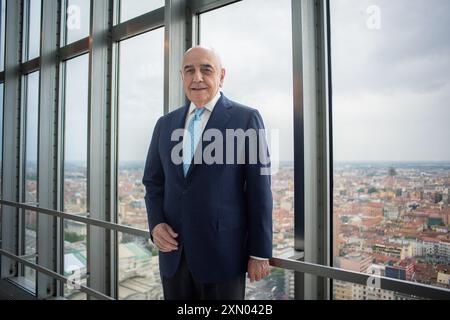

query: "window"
left=22, top=71, right=40, bottom=291
left=118, top=0, right=164, bottom=23
left=2, top=0, right=448, bottom=302
left=331, top=0, right=450, bottom=299
left=23, top=0, right=42, bottom=61
left=199, top=0, right=294, bottom=300
left=62, top=0, right=91, bottom=45
left=116, top=29, right=164, bottom=300
left=23, top=72, right=39, bottom=205
left=62, top=54, right=89, bottom=299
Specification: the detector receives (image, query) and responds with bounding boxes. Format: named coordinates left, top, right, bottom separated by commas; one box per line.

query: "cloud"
left=118, top=29, right=165, bottom=162
left=333, top=82, right=450, bottom=161
left=200, top=0, right=294, bottom=162
left=331, top=0, right=450, bottom=95
left=331, top=0, right=450, bottom=161
left=61, top=0, right=450, bottom=163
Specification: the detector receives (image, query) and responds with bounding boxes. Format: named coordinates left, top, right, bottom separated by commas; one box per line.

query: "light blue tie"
left=183, top=108, right=206, bottom=176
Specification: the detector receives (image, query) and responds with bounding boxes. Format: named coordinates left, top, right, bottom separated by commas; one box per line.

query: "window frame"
left=0, top=0, right=449, bottom=301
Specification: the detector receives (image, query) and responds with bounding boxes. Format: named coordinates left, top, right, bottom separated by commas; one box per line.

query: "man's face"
left=181, top=47, right=225, bottom=107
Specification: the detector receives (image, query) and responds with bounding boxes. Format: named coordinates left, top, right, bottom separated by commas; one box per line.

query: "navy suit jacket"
left=142, top=93, right=273, bottom=284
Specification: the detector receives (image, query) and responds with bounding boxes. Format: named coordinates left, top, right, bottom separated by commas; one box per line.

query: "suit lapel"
left=169, top=101, right=190, bottom=182
left=185, top=93, right=233, bottom=179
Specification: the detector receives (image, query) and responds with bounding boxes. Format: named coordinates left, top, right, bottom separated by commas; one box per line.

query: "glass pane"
left=117, top=29, right=164, bottom=299
left=119, top=0, right=164, bottom=23
left=24, top=71, right=39, bottom=204
left=331, top=0, right=450, bottom=298
left=333, top=280, right=427, bottom=300
left=247, top=268, right=294, bottom=300
left=24, top=210, right=37, bottom=288
left=25, top=0, right=42, bottom=61
left=63, top=54, right=88, bottom=214
left=200, top=0, right=294, bottom=300
left=64, top=220, right=87, bottom=300
left=64, top=0, right=90, bottom=45
left=0, top=0, right=6, bottom=71
left=63, top=54, right=89, bottom=299
left=23, top=72, right=39, bottom=291
left=118, top=233, right=162, bottom=299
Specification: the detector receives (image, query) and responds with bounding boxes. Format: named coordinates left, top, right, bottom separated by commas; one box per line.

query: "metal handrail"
left=2, top=199, right=450, bottom=300
left=0, top=199, right=150, bottom=239
left=271, top=257, right=450, bottom=300
left=0, top=249, right=113, bottom=300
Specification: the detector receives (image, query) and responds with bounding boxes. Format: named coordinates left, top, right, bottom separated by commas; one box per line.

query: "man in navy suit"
left=142, top=46, right=273, bottom=300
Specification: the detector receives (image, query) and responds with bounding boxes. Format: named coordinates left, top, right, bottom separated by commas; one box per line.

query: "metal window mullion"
left=112, top=7, right=164, bottom=42
left=1, top=0, right=22, bottom=280
left=22, top=0, right=29, bottom=62
left=110, top=35, right=118, bottom=300
left=302, top=0, right=319, bottom=299
left=316, top=0, right=331, bottom=301
left=60, top=0, right=67, bottom=47
left=291, top=0, right=305, bottom=301
left=112, top=0, right=119, bottom=25
left=325, top=0, right=336, bottom=301
left=56, top=54, right=66, bottom=298
left=165, top=0, right=190, bottom=113
left=58, top=37, right=90, bottom=62
left=21, top=58, right=40, bottom=75
left=189, top=0, right=241, bottom=15
left=36, top=0, right=59, bottom=299
left=298, top=0, right=329, bottom=300
left=88, top=0, right=112, bottom=298
left=18, top=71, right=27, bottom=279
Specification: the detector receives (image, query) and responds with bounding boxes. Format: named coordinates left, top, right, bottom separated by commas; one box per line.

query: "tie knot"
left=194, top=108, right=206, bottom=120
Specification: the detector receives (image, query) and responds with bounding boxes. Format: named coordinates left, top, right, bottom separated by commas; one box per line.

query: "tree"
left=368, top=187, right=378, bottom=194
left=65, top=231, right=86, bottom=243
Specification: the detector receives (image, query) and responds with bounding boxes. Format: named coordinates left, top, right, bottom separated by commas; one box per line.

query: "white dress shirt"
left=182, top=91, right=268, bottom=262
left=182, top=91, right=221, bottom=149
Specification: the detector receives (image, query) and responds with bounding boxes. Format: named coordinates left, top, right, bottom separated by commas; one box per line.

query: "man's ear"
left=219, top=68, right=226, bottom=87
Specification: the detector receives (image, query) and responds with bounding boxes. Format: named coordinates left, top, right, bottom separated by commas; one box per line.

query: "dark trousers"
left=161, top=250, right=246, bottom=300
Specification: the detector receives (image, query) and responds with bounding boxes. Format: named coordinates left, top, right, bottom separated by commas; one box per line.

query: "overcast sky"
left=119, top=0, right=293, bottom=163
left=118, top=29, right=164, bottom=164
left=331, top=0, right=450, bottom=162
left=59, top=0, right=450, bottom=163
left=200, top=0, right=294, bottom=163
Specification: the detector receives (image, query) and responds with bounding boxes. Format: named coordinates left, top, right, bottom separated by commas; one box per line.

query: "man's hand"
left=151, top=223, right=179, bottom=252
left=247, top=257, right=270, bottom=282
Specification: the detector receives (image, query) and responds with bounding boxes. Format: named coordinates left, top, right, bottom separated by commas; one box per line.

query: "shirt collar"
left=188, top=91, right=222, bottom=115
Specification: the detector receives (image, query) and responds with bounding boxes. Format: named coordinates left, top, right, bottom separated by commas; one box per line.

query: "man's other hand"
left=152, top=223, right=179, bottom=252
left=247, top=257, right=270, bottom=282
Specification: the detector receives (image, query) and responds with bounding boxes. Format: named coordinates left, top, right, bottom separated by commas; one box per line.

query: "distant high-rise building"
left=385, top=262, right=415, bottom=281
